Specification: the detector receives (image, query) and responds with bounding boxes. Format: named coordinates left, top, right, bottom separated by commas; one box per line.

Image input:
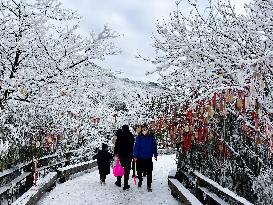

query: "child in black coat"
left=93, top=143, right=113, bottom=184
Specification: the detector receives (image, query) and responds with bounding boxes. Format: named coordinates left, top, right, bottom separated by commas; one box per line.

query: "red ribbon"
left=198, top=127, right=203, bottom=143
left=212, top=93, right=217, bottom=107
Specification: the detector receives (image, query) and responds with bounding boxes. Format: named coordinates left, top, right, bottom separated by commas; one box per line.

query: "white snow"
left=169, top=178, right=202, bottom=205
left=37, top=155, right=180, bottom=205
left=13, top=172, right=58, bottom=205
left=58, top=160, right=96, bottom=172
left=199, top=187, right=229, bottom=205
left=194, top=171, right=253, bottom=205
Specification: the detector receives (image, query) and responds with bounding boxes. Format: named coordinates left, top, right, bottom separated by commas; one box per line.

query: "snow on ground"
left=38, top=154, right=180, bottom=205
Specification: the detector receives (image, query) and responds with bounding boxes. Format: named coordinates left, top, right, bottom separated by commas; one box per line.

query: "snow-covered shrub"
left=253, top=168, right=273, bottom=205
left=0, top=139, right=9, bottom=157
left=141, top=0, right=273, bottom=203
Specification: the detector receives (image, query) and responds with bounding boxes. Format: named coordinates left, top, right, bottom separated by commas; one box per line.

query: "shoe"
left=147, top=187, right=152, bottom=192
left=123, top=185, right=130, bottom=190
left=115, top=181, right=121, bottom=187
left=138, top=181, right=142, bottom=188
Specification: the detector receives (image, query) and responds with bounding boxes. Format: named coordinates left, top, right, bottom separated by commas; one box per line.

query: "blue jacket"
left=134, top=135, right=158, bottom=159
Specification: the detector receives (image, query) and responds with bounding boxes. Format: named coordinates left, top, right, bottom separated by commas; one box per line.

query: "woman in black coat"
left=93, top=144, right=113, bottom=184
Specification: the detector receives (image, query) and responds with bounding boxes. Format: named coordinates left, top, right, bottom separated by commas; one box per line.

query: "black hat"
left=102, top=143, right=108, bottom=150
left=122, top=125, right=129, bottom=131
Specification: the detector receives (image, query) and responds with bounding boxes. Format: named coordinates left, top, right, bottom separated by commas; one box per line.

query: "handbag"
left=113, top=159, right=125, bottom=177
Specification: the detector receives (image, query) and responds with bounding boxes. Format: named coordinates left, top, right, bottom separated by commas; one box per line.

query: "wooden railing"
left=0, top=147, right=94, bottom=205
left=193, top=171, right=253, bottom=205
left=13, top=160, right=97, bottom=205
left=171, top=169, right=254, bottom=205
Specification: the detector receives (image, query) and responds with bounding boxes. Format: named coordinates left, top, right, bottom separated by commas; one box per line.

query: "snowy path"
left=38, top=154, right=180, bottom=205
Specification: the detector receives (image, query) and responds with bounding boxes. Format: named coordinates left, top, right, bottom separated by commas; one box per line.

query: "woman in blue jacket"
left=134, top=124, right=158, bottom=192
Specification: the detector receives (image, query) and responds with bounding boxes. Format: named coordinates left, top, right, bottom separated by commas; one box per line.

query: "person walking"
left=134, top=124, right=158, bottom=192
left=114, top=125, right=135, bottom=190
left=93, top=143, right=113, bottom=184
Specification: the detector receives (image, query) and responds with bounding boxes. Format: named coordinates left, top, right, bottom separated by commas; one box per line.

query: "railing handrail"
left=194, top=171, right=253, bottom=205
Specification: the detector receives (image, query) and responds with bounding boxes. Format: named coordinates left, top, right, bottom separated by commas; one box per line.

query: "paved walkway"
left=38, top=154, right=180, bottom=205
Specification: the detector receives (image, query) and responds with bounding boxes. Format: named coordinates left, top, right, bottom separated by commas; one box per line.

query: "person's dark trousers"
left=100, top=174, right=106, bottom=183
left=116, top=157, right=132, bottom=187
left=146, top=170, right=152, bottom=187
left=116, top=176, right=121, bottom=183
left=137, top=158, right=153, bottom=188
left=138, top=169, right=152, bottom=187
left=143, top=170, right=147, bottom=177
left=132, top=160, right=136, bottom=178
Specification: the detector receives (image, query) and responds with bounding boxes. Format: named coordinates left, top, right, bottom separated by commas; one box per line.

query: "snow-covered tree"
left=144, top=0, right=273, bottom=203
left=0, top=0, right=120, bottom=109
left=0, top=0, right=121, bottom=162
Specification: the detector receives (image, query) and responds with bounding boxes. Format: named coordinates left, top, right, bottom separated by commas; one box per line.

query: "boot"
left=138, top=180, right=142, bottom=188
left=123, top=185, right=130, bottom=190
left=147, top=182, right=152, bottom=192
left=115, top=181, right=121, bottom=187
left=101, top=175, right=106, bottom=184
left=100, top=175, right=104, bottom=185
left=115, top=177, right=122, bottom=187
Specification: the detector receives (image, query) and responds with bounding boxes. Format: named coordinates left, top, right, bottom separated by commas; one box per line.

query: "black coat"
left=93, top=150, right=113, bottom=175
left=114, top=130, right=135, bottom=158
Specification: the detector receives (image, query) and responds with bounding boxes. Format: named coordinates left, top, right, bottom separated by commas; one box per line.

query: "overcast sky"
left=60, top=0, right=252, bottom=82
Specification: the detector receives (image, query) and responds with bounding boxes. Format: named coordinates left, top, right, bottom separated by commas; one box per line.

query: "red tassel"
left=242, top=97, right=246, bottom=113
left=187, top=110, right=194, bottom=125
left=255, top=118, right=259, bottom=129
left=203, top=126, right=209, bottom=142
left=183, top=133, right=192, bottom=152
left=212, top=93, right=217, bottom=107
left=224, top=146, right=230, bottom=160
